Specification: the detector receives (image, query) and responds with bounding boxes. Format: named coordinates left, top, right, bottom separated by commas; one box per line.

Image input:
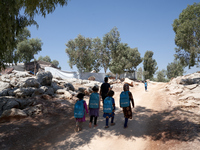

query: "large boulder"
left=45, top=87, right=54, bottom=96
left=10, top=77, right=19, bottom=87
left=23, top=104, right=43, bottom=117
left=51, top=81, right=63, bottom=92
left=64, top=91, right=73, bottom=99
left=0, top=108, right=27, bottom=122
left=36, top=71, right=53, bottom=86
left=15, top=72, right=31, bottom=78
left=8, top=88, right=18, bottom=96
left=1, top=74, right=13, bottom=82
left=0, top=89, right=10, bottom=96
left=19, top=78, right=40, bottom=88
left=14, top=87, right=36, bottom=98
left=63, top=83, right=75, bottom=91
left=0, top=81, right=10, bottom=90
left=0, top=97, right=20, bottom=116
left=124, top=78, right=134, bottom=87
left=32, top=86, right=48, bottom=96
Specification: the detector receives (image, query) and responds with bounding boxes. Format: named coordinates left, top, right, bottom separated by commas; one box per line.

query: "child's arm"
left=112, top=98, right=115, bottom=110
left=84, top=101, right=89, bottom=114
left=129, top=92, right=134, bottom=108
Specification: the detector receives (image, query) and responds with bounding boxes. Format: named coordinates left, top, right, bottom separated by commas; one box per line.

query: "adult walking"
left=100, top=77, right=110, bottom=104
left=121, top=83, right=134, bottom=128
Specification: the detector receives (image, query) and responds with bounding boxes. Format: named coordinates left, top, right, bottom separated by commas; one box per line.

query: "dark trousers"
left=106, top=116, right=114, bottom=126
left=124, top=118, right=128, bottom=127
left=90, top=116, right=97, bottom=125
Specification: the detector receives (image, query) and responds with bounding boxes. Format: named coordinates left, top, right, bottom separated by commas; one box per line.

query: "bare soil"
left=0, top=82, right=199, bottom=150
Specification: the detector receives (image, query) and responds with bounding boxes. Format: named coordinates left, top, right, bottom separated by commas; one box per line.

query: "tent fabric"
left=45, top=67, right=78, bottom=79
left=45, top=67, right=106, bottom=82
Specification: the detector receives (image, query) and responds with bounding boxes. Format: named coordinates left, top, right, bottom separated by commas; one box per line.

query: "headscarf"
left=123, top=83, right=129, bottom=91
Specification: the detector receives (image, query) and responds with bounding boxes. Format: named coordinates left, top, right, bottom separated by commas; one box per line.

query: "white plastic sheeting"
left=45, top=67, right=106, bottom=82
left=45, top=67, right=78, bottom=79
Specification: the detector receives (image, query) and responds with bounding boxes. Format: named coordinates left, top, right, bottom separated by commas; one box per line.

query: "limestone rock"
left=36, top=71, right=53, bottom=86
left=0, top=108, right=27, bottom=122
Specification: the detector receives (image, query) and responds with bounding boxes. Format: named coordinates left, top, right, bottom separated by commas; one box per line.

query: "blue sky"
left=28, top=0, right=200, bottom=75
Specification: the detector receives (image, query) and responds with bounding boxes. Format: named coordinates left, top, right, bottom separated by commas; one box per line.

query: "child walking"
left=121, top=83, right=134, bottom=129
left=89, top=86, right=100, bottom=128
left=103, top=90, right=115, bottom=128
left=74, top=93, right=88, bottom=132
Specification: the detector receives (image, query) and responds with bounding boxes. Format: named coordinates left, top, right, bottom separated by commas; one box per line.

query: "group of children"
left=74, top=83, right=135, bottom=132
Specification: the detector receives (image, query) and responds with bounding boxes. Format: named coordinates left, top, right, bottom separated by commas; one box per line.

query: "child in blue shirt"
left=103, top=90, right=115, bottom=128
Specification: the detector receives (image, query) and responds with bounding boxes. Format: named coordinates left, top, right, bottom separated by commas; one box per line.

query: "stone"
left=64, top=91, right=73, bottom=99
left=14, top=87, right=36, bottom=98
left=19, top=78, right=40, bottom=88
left=0, top=81, right=10, bottom=90
left=45, top=87, right=54, bottom=96
left=23, top=104, right=43, bottom=117
left=0, top=108, right=27, bottom=122
left=124, top=78, right=134, bottom=87
left=63, top=83, right=75, bottom=91
left=36, top=71, right=53, bottom=86
left=88, top=76, right=95, bottom=81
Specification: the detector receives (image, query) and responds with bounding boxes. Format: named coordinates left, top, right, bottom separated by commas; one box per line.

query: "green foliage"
left=104, top=27, right=142, bottom=75
left=65, top=27, right=142, bottom=73
left=16, top=38, right=42, bottom=63
left=172, top=2, right=200, bottom=68
left=167, top=60, right=185, bottom=79
left=143, top=51, right=158, bottom=80
left=137, top=67, right=143, bottom=81
left=66, top=34, right=94, bottom=72
left=156, top=69, right=168, bottom=82
left=0, top=0, right=68, bottom=69
left=52, top=60, right=59, bottom=68
left=42, top=56, right=51, bottom=63
left=92, top=37, right=102, bottom=73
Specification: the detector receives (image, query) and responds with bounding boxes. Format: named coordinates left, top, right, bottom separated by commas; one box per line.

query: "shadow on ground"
left=0, top=105, right=199, bottom=150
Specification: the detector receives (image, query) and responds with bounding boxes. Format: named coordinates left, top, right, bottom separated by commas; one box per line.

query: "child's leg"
left=124, top=118, right=128, bottom=128
left=111, top=116, right=115, bottom=126
left=105, top=116, right=109, bottom=127
left=79, top=122, right=83, bottom=131
left=94, top=116, right=97, bottom=126
left=90, top=116, right=94, bottom=123
left=75, top=121, right=79, bottom=132
left=89, top=116, right=93, bottom=128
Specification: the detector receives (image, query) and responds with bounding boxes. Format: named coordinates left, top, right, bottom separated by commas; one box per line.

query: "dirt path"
left=0, top=82, right=199, bottom=150
left=47, top=82, right=171, bottom=150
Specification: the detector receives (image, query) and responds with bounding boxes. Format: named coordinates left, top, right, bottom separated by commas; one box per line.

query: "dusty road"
left=0, top=82, right=199, bottom=150
left=58, top=82, right=171, bottom=150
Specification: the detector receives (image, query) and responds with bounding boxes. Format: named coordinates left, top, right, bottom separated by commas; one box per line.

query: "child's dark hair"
left=104, top=77, right=108, bottom=82
left=107, top=90, right=114, bottom=97
left=92, top=85, right=99, bottom=92
left=77, top=93, right=85, bottom=99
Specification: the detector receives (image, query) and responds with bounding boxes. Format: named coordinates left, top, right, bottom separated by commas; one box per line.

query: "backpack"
left=74, top=100, right=85, bottom=118
left=89, top=93, right=99, bottom=109
left=119, top=91, right=130, bottom=107
left=103, top=97, right=113, bottom=113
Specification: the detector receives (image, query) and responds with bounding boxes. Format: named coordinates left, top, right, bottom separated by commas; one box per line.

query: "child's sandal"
left=111, top=123, right=115, bottom=126
left=89, top=122, right=92, bottom=128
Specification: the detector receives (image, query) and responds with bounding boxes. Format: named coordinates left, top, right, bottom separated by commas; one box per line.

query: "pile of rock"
left=165, top=72, right=200, bottom=108
left=0, top=70, right=101, bottom=122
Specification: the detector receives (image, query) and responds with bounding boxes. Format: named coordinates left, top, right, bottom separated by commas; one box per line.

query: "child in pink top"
left=75, top=93, right=88, bottom=132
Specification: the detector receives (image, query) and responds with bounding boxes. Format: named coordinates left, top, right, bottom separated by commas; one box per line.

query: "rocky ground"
left=0, top=72, right=200, bottom=150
